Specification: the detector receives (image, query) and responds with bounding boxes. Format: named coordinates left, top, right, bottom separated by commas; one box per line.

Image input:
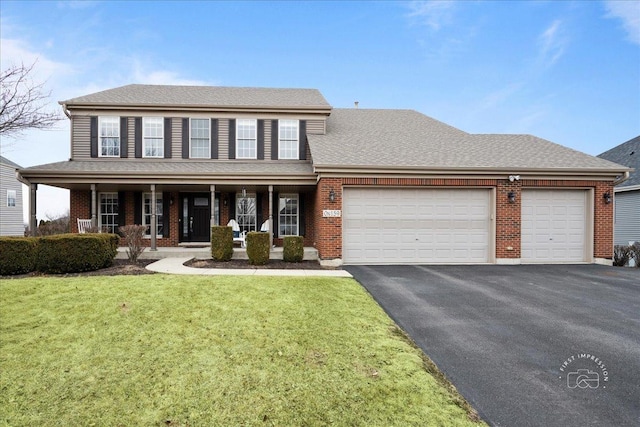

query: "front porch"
left=116, top=246, right=319, bottom=261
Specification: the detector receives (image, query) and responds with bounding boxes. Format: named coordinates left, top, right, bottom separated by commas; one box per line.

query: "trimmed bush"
left=36, top=233, right=119, bottom=274
left=246, top=232, right=269, bottom=265
left=211, top=226, right=233, bottom=261
left=283, top=236, right=304, bottom=262
left=0, top=237, right=39, bottom=275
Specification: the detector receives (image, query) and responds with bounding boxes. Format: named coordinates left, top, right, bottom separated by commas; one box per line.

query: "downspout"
left=613, top=171, right=630, bottom=186
left=61, top=103, right=72, bottom=160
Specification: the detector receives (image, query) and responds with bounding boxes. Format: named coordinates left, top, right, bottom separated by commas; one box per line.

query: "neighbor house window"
left=236, top=119, right=257, bottom=159
left=236, top=193, right=256, bottom=233
left=278, top=120, right=299, bottom=159
left=6, top=190, right=16, bottom=207
left=143, top=117, right=164, bottom=158
left=99, top=193, right=118, bottom=233
left=190, top=118, right=210, bottom=158
left=142, top=193, right=163, bottom=237
left=99, top=116, right=120, bottom=157
left=279, top=194, right=298, bottom=236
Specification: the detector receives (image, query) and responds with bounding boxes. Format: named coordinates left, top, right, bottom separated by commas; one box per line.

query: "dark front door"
left=181, top=193, right=212, bottom=242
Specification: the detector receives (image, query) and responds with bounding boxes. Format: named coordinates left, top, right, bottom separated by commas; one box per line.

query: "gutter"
left=613, top=170, right=630, bottom=186
left=60, top=103, right=71, bottom=119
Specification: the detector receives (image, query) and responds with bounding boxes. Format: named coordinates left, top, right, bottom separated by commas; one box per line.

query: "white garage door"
left=343, top=188, right=491, bottom=264
left=521, top=190, right=588, bottom=263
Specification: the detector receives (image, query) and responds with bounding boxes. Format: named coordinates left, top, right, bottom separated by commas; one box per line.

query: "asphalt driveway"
left=345, top=265, right=640, bottom=427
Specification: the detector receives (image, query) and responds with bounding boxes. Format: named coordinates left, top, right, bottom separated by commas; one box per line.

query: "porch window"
left=98, top=192, right=119, bottom=233
left=278, top=120, right=299, bottom=159
left=236, top=119, right=257, bottom=159
left=279, top=194, right=298, bottom=236
left=190, top=118, right=210, bottom=158
left=143, top=117, right=164, bottom=158
left=7, top=190, right=16, bottom=207
left=99, top=116, right=120, bottom=157
left=236, top=194, right=256, bottom=233
left=142, top=193, right=163, bottom=237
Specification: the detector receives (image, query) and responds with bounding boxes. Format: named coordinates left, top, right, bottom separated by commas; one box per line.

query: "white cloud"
left=480, top=82, right=524, bottom=110
left=0, top=38, right=72, bottom=82
left=605, top=0, right=640, bottom=45
left=537, top=20, right=567, bottom=68
left=406, top=0, right=455, bottom=31
left=131, top=60, right=211, bottom=86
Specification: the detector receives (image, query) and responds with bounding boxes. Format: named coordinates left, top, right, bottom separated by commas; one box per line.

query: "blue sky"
left=1, top=0, right=639, bottom=220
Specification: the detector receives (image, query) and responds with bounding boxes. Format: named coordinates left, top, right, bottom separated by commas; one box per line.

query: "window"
left=279, top=120, right=299, bottom=159
left=143, top=117, right=164, bottom=158
left=99, top=193, right=119, bottom=233
left=236, top=194, right=256, bottom=233
left=99, top=116, right=120, bottom=157
left=236, top=119, right=257, bottom=159
left=279, top=194, right=298, bottom=236
left=143, top=193, right=163, bottom=237
left=6, top=190, right=16, bottom=207
left=190, top=118, right=210, bottom=158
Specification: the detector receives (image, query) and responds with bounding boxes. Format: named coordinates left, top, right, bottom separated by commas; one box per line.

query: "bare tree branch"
left=0, top=61, right=62, bottom=138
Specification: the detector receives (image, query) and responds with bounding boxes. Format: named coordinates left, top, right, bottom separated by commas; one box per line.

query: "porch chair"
left=77, top=218, right=93, bottom=234
left=227, top=219, right=246, bottom=248
left=260, top=219, right=269, bottom=232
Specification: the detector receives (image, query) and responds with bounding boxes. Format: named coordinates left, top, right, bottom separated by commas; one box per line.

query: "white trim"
left=6, top=189, right=16, bottom=207
left=496, top=258, right=521, bottom=265
left=236, top=193, right=257, bottom=232
left=98, top=116, right=120, bottom=158
left=236, top=118, right=257, bottom=159
left=614, top=184, right=640, bottom=193
left=189, top=118, right=211, bottom=159
left=278, top=119, right=299, bottom=160
left=142, top=117, right=164, bottom=158
left=98, top=192, right=118, bottom=233
left=142, top=192, right=164, bottom=237
left=278, top=193, right=299, bottom=237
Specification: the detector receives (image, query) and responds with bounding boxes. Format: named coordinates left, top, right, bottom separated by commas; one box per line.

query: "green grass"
left=1, top=275, right=483, bottom=426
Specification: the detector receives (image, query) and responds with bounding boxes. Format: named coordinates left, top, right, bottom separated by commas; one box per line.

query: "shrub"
left=613, top=245, right=632, bottom=267
left=283, top=236, right=304, bottom=262
left=246, top=232, right=269, bottom=265
left=119, top=224, right=147, bottom=263
left=0, top=237, right=39, bottom=275
left=630, top=242, right=640, bottom=268
left=36, top=233, right=119, bottom=274
left=211, top=226, right=233, bottom=261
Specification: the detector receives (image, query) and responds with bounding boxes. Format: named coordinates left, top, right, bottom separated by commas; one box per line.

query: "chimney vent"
left=354, top=101, right=359, bottom=109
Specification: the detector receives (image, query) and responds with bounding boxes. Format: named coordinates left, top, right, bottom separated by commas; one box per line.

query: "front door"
left=180, top=193, right=214, bottom=242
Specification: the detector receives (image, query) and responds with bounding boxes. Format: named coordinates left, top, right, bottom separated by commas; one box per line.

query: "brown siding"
left=306, top=119, right=325, bottom=135
left=264, top=119, right=272, bottom=160
left=171, top=118, right=181, bottom=159
left=127, top=117, right=135, bottom=157
left=219, top=119, right=230, bottom=159
left=72, top=116, right=91, bottom=159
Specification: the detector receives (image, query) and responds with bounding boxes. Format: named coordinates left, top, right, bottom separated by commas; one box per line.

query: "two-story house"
left=1, top=155, right=24, bottom=236
left=18, top=84, right=629, bottom=265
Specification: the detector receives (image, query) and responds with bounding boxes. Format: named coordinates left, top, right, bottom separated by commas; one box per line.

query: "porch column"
left=210, top=184, right=216, bottom=230
left=90, top=184, right=97, bottom=228
left=268, top=185, right=273, bottom=248
left=29, top=184, right=37, bottom=233
left=150, top=184, right=157, bottom=251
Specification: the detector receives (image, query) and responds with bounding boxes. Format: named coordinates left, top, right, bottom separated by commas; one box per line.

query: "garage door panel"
left=343, top=188, right=491, bottom=264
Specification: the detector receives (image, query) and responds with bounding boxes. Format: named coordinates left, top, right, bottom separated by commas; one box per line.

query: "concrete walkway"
left=146, top=257, right=352, bottom=277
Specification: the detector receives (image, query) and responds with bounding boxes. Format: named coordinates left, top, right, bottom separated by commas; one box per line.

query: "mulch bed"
left=1, top=259, right=157, bottom=279
left=185, top=259, right=331, bottom=270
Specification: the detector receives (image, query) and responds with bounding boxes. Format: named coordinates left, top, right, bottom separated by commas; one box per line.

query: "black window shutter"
left=120, top=118, right=128, bottom=158
left=134, top=192, right=142, bottom=225
left=90, top=116, right=98, bottom=158
left=117, top=191, right=126, bottom=228
left=163, top=192, right=170, bottom=238
left=271, top=120, right=279, bottom=160
left=298, top=193, right=305, bottom=236
left=228, top=119, right=236, bottom=159
left=211, top=119, right=219, bottom=159
left=164, top=118, right=172, bottom=158
left=134, top=118, right=142, bottom=158
left=256, top=193, right=263, bottom=229
left=182, top=118, right=189, bottom=159
left=299, top=120, right=307, bottom=160
left=272, top=192, right=279, bottom=237
left=257, top=120, right=264, bottom=160
left=229, top=193, right=236, bottom=220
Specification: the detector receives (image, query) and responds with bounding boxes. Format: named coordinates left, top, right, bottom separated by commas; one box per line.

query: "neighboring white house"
left=598, top=136, right=640, bottom=247
left=0, top=155, right=25, bottom=236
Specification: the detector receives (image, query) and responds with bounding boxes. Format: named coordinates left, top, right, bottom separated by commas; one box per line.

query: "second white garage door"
left=521, top=189, right=588, bottom=263
left=343, top=188, right=492, bottom=264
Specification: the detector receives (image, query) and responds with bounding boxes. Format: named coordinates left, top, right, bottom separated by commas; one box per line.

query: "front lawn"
left=0, top=275, right=482, bottom=426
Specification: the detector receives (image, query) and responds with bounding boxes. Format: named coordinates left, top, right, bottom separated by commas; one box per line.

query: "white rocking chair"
left=77, top=218, right=93, bottom=234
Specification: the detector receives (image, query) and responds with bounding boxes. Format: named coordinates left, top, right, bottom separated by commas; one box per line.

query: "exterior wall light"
left=329, top=189, right=336, bottom=202
left=508, top=191, right=516, bottom=204
left=242, top=187, right=247, bottom=198
left=603, top=192, right=612, bottom=204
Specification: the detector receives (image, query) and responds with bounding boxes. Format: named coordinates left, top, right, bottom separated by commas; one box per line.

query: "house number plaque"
left=323, top=210, right=342, bottom=218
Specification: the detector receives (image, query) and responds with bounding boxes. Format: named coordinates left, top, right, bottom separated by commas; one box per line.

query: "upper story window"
left=279, top=120, right=299, bottom=159
left=190, top=118, right=210, bottom=158
left=143, top=117, right=164, bottom=158
left=236, top=119, right=257, bottom=159
left=6, top=190, right=16, bottom=207
left=99, top=116, right=120, bottom=157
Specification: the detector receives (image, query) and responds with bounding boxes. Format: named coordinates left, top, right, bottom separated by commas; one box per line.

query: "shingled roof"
left=597, top=136, right=640, bottom=188
left=61, top=84, right=331, bottom=111
left=308, top=109, right=628, bottom=173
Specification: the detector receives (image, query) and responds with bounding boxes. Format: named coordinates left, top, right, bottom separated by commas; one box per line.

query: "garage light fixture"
left=603, top=192, right=611, bottom=204
left=329, top=189, right=336, bottom=202
left=508, top=191, right=516, bottom=204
